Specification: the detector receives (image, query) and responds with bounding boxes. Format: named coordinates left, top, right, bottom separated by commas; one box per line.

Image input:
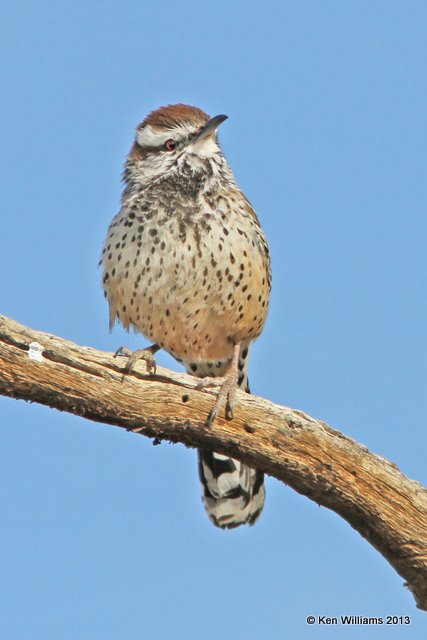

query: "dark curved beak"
left=193, top=114, right=228, bottom=142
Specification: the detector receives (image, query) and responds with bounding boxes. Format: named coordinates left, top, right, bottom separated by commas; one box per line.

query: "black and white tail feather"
left=184, top=348, right=265, bottom=529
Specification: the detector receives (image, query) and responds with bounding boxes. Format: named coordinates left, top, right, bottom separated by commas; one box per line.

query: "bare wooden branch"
left=0, top=313, right=426, bottom=609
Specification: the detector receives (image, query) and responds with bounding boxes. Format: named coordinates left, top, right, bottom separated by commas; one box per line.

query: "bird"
left=101, top=104, right=271, bottom=529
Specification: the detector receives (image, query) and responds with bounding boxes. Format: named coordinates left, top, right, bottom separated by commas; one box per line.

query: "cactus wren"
left=101, top=104, right=271, bottom=529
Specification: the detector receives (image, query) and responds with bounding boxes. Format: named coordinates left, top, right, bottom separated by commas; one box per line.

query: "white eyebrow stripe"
left=136, top=125, right=170, bottom=147
left=136, top=122, right=199, bottom=148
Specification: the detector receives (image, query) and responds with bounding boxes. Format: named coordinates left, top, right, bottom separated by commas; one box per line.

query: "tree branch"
left=0, top=314, right=426, bottom=609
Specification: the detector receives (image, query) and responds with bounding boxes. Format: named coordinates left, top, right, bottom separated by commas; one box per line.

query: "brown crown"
left=140, top=104, right=210, bottom=130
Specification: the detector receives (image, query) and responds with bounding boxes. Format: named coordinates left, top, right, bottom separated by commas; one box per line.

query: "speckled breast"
left=102, top=191, right=270, bottom=363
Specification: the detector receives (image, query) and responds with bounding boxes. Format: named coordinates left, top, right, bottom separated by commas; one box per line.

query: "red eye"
left=165, top=139, right=176, bottom=152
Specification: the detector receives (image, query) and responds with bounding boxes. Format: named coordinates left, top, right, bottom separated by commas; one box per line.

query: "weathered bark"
left=0, top=314, right=426, bottom=609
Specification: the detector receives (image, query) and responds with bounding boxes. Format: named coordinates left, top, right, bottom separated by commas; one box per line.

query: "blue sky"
left=1, top=1, right=426, bottom=637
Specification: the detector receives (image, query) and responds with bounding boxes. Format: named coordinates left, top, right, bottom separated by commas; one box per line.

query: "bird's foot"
left=114, top=344, right=160, bottom=375
left=195, top=344, right=240, bottom=426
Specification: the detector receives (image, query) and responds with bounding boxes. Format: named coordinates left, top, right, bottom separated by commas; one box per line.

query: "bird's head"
left=124, top=104, right=228, bottom=185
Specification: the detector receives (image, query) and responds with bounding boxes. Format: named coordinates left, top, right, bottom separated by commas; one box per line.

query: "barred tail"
left=197, top=450, right=265, bottom=529
left=184, top=348, right=265, bottom=529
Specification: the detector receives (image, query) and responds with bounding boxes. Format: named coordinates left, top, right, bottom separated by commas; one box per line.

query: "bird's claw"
left=196, top=372, right=238, bottom=426
left=114, top=345, right=158, bottom=375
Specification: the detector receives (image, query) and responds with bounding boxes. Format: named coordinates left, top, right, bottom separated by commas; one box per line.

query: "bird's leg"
left=196, top=343, right=240, bottom=426
left=114, top=343, right=160, bottom=375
